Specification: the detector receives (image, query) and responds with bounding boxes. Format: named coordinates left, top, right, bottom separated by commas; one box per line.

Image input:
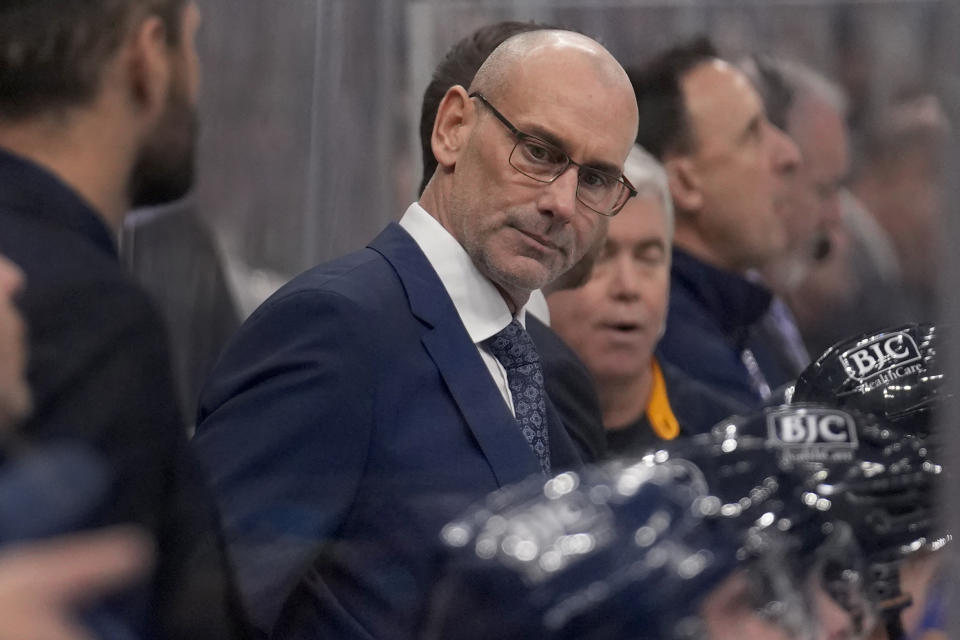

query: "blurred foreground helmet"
left=652, top=433, right=874, bottom=639
left=790, top=326, right=954, bottom=639
left=715, top=403, right=943, bottom=567
left=424, top=438, right=838, bottom=640
left=713, top=401, right=946, bottom=640
left=792, top=323, right=945, bottom=438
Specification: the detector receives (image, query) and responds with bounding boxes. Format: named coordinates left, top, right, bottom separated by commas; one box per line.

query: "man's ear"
left=124, top=15, right=172, bottom=120
left=431, top=86, right=476, bottom=170
left=664, top=156, right=703, bottom=214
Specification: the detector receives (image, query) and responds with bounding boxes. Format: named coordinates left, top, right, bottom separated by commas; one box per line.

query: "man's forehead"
left=502, top=41, right=634, bottom=106
left=503, top=49, right=628, bottom=104
left=682, top=60, right=766, bottom=155
left=617, top=203, right=668, bottom=234
left=501, top=73, right=636, bottom=166
left=683, top=59, right=749, bottom=92
left=791, top=98, right=849, bottom=178
left=683, top=60, right=763, bottom=128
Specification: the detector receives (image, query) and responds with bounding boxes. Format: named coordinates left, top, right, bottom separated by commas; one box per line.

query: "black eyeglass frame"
left=469, top=92, right=637, bottom=217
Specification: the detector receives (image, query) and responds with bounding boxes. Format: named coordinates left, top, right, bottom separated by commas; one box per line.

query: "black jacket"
left=0, top=147, right=249, bottom=640
left=528, top=316, right=607, bottom=463
left=606, top=359, right=747, bottom=457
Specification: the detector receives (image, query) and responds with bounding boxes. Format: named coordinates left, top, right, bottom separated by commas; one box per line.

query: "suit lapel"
left=369, top=224, right=541, bottom=486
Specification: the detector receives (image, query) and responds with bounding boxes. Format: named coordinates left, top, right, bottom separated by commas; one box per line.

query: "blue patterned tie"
left=483, top=319, right=551, bottom=475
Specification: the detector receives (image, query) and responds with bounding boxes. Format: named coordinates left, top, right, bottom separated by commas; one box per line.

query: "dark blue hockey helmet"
left=715, top=403, right=942, bottom=562
left=713, top=402, right=945, bottom=613
left=649, top=432, right=875, bottom=638
left=424, top=437, right=841, bottom=640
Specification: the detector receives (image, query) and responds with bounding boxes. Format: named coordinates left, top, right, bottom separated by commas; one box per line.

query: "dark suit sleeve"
left=21, top=279, right=249, bottom=640
left=193, top=289, right=376, bottom=636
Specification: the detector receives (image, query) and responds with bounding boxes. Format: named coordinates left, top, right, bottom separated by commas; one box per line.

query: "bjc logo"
left=839, top=332, right=920, bottom=382
left=767, top=409, right=857, bottom=446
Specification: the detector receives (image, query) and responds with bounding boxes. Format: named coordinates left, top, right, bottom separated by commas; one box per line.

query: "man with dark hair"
left=417, top=20, right=607, bottom=461
left=631, top=38, right=718, bottom=161
left=419, top=21, right=555, bottom=196
left=195, top=28, right=638, bottom=640
left=0, top=2, right=247, bottom=637
left=629, top=37, right=801, bottom=407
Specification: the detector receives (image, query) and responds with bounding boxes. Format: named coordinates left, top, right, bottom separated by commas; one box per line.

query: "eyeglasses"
left=469, top=92, right=637, bottom=217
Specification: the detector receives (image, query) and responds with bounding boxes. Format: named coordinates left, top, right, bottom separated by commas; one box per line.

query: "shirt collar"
left=399, top=202, right=525, bottom=343
left=0, top=146, right=117, bottom=257
left=670, top=247, right=772, bottom=337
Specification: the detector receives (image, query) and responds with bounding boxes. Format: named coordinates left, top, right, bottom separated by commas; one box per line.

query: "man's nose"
left=537, top=165, right=580, bottom=223
left=819, top=188, right=844, bottom=230
left=610, top=258, right=642, bottom=300
left=770, top=124, right=802, bottom=173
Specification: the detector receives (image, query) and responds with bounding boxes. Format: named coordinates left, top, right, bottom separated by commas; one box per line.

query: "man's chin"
left=500, top=257, right=563, bottom=293
left=129, top=154, right=195, bottom=208
left=0, top=386, right=31, bottom=431
left=481, top=257, right=561, bottom=310
left=761, top=254, right=810, bottom=293
left=130, top=178, right=194, bottom=209
left=129, top=99, right=198, bottom=208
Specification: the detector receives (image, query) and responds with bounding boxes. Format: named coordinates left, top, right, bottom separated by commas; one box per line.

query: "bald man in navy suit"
left=194, top=30, right=639, bottom=639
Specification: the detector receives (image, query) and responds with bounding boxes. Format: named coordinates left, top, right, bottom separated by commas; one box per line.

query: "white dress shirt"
left=525, top=289, right=551, bottom=326
left=399, top=202, right=526, bottom=415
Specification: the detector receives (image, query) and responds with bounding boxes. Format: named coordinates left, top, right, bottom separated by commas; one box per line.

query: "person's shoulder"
left=266, top=247, right=401, bottom=310
left=5, top=222, right=164, bottom=350
left=24, top=270, right=170, bottom=384
left=665, top=279, right=720, bottom=327
left=1, top=208, right=171, bottom=394
left=661, top=360, right=747, bottom=434
left=0, top=207, right=127, bottom=289
left=660, top=300, right=730, bottom=360
left=230, top=246, right=409, bottom=354
left=17, top=258, right=181, bottom=448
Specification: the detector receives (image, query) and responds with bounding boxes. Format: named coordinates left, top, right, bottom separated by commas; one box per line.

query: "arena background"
left=164, top=1, right=960, bottom=632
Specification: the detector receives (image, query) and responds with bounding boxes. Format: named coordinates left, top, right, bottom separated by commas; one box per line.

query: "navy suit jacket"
left=193, top=223, right=584, bottom=639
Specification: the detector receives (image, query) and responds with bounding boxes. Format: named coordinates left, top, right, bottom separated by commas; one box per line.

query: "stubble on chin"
left=128, top=88, right=198, bottom=209
left=482, top=224, right=575, bottom=288
left=453, top=200, right=597, bottom=305
left=0, top=384, right=31, bottom=431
